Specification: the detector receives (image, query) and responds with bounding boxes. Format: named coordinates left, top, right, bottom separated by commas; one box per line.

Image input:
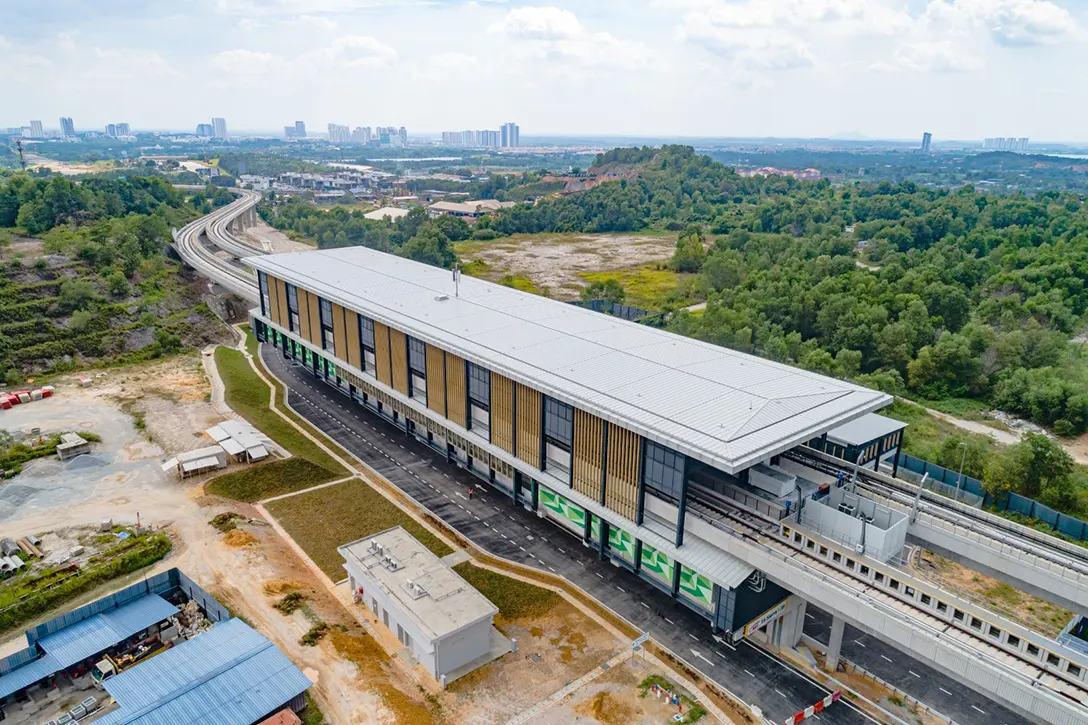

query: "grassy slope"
left=214, top=344, right=346, bottom=477
left=451, top=562, right=561, bottom=621
left=266, top=479, right=451, bottom=578
left=204, top=458, right=337, bottom=503
left=580, top=265, right=696, bottom=309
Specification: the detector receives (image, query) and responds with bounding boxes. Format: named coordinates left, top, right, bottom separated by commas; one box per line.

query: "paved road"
left=804, top=606, right=1029, bottom=725
left=263, top=347, right=881, bottom=725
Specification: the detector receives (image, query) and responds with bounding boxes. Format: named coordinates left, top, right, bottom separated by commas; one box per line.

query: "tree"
left=107, top=271, right=130, bottom=298
left=983, top=433, right=1075, bottom=504
left=670, top=225, right=706, bottom=273
left=400, top=225, right=455, bottom=268
left=581, top=279, right=626, bottom=304
left=58, top=278, right=99, bottom=311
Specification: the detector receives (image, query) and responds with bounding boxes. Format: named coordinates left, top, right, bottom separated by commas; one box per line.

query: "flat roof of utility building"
left=249, top=247, right=891, bottom=474
left=339, top=527, right=498, bottom=643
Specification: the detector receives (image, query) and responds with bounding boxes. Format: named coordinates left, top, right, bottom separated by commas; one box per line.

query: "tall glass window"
left=258, top=272, right=270, bottom=318
left=642, top=439, right=685, bottom=504
left=318, top=297, right=335, bottom=354
left=467, top=362, right=490, bottom=436
left=359, top=316, right=376, bottom=373
left=285, top=284, right=300, bottom=333
left=408, top=336, right=426, bottom=404
left=543, top=397, right=573, bottom=477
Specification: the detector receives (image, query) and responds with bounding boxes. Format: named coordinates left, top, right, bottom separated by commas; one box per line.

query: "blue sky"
left=3, top=0, right=1087, bottom=141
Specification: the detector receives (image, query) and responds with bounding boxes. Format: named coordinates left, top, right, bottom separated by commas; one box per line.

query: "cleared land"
left=455, top=231, right=678, bottom=301
left=266, top=478, right=452, bottom=577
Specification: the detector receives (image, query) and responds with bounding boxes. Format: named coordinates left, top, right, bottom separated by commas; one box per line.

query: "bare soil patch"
left=909, top=550, right=1072, bottom=637
left=240, top=222, right=314, bottom=254
left=457, top=232, right=676, bottom=299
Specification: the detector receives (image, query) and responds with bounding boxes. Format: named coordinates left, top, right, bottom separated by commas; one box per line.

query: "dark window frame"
left=467, top=362, right=490, bottom=409
left=408, top=336, right=426, bottom=375
left=285, top=283, right=300, bottom=333
left=543, top=397, right=573, bottom=449
left=318, top=297, right=335, bottom=353
left=258, top=272, right=270, bottom=318
left=642, top=439, right=685, bottom=504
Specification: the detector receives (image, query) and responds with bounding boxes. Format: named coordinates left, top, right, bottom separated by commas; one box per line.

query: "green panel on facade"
left=539, top=488, right=586, bottom=532
left=608, top=526, right=635, bottom=562
left=303, top=347, right=312, bottom=365
left=678, top=564, right=713, bottom=609
left=590, top=516, right=600, bottom=543
left=639, top=543, right=673, bottom=584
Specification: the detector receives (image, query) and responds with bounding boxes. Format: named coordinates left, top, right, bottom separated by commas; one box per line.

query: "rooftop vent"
left=434, top=295, right=449, bottom=302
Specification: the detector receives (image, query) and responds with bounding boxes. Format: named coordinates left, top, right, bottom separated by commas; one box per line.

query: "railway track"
left=785, top=446, right=1088, bottom=579
left=171, top=188, right=261, bottom=303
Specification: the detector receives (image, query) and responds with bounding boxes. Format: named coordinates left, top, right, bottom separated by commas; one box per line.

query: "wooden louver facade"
left=490, top=372, right=516, bottom=455
left=444, top=352, right=467, bottom=427
left=572, top=409, right=605, bottom=502
left=604, top=423, right=641, bottom=521
left=332, top=303, right=348, bottom=359
left=344, top=309, right=362, bottom=369
left=425, top=344, right=447, bottom=417
left=515, top=383, right=542, bottom=468
left=373, top=321, right=392, bottom=386
left=389, top=328, right=409, bottom=395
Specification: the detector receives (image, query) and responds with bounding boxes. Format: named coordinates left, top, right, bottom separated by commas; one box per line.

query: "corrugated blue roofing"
left=97, top=618, right=311, bottom=725
left=38, top=594, right=179, bottom=669
left=0, top=594, right=178, bottom=700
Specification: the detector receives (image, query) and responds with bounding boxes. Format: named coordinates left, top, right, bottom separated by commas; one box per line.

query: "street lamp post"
left=956, top=441, right=968, bottom=493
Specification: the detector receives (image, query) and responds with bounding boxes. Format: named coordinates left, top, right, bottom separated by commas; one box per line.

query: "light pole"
left=956, top=441, right=967, bottom=491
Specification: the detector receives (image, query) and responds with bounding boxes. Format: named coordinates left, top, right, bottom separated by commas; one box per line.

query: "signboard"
left=632, top=632, right=650, bottom=651
left=744, top=599, right=789, bottom=637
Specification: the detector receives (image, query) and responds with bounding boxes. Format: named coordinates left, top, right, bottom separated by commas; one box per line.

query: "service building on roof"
left=339, top=526, right=508, bottom=685
left=247, top=246, right=894, bottom=640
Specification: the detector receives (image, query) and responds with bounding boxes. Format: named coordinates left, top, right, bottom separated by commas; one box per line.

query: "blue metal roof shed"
left=96, top=618, right=312, bottom=725
left=0, top=594, right=178, bottom=700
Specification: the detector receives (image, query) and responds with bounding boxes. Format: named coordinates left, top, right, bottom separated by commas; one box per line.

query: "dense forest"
left=0, top=174, right=231, bottom=379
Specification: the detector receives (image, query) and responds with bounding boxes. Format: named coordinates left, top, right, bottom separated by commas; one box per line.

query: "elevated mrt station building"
left=247, top=247, right=892, bottom=643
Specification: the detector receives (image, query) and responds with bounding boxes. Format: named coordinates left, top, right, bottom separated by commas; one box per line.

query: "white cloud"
left=489, top=6, right=653, bottom=69
left=428, top=52, right=482, bottom=74
left=302, top=35, right=397, bottom=68
left=488, top=6, right=584, bottom=40
left=872, top=40, right=984, bottom=72
left=295, top=14, right=339, bottom=31
left=922, top=0, right=1083, bottom=46
left=679, top=24, right=814, bottom=70
left=208, top=49, right=279, bottom=75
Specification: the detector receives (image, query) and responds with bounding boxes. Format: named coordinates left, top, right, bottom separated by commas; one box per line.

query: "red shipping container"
left=41, top=389, right=53, bottom=398
left=0, top=399, right=11, bottom=410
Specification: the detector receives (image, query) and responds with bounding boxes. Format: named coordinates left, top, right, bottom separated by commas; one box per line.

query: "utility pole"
left=14, top=139, right=27, bottom=170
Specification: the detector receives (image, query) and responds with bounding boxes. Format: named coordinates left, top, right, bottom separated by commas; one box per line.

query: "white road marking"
left=688, top=634, right=699, bottom=642
left=853, top=640, right=866, bottom=648
left=595, top=573, right=605, bottom=579
left=664, top=618, right=675, bottom=625
left=775, top=689, right=786, bottom=699
left=744, top=669, right=755, bottom=677
left=971, top=706, right=985, bottom=714
left=939, top=687, right=952, bottom=696
left=641, top=603, right=651, bottom=609
left=616, top=586, right=625, bottom=593
left=908, top=671, right=920, bottom=678
left=880, top=655, right=892, bottom=663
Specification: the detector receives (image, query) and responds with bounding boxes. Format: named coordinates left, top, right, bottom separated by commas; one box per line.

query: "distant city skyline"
left=4, top=2, right=1088, bottom=142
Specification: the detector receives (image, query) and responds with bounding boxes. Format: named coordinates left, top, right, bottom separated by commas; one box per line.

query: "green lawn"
left=452, top=562, right=561, bottom=621
left=214, top=345, right=346, bottom=477
left=205, top=458, right=338, bottom=502
left=266, top=479, right=452, bottom=578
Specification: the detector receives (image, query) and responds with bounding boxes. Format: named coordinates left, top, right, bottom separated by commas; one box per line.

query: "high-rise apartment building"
left=442, top=129, right=501, bottom=148
left=29, top=120, right=44, bottom=139
left=116, top=122, right=130, bottom=136
left=398, top=127, right=408, bottom=147
left=196, top=123, right=215, bottom=137
left=920, top=132, right=932, bottom=154
left=350, top=127, right=371, bottom=144
left=327, top=123, right=351, bottom=143
left=285, top=121, right=307, bottom=139
left=59, top=117, right=75, bottom=137
left=212, top=117, right=228, bottom=139
left=105, top=123, right=118, bottom=138
left=500, top=122, right=520, bottom=148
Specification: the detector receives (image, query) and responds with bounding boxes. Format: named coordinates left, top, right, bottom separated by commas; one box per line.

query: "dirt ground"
left=528, top=658, right=702, bottom=725
left=239, top=222, right=314, bottom=254
left=908, top=550, right=1072, bottom=637
left=456, top=232, right=676, bottom=299
left=446, top=601, right=625, bottom=725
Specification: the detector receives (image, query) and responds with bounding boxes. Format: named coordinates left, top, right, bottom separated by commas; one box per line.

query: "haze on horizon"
left=3, top=0, right=1087, bottom=142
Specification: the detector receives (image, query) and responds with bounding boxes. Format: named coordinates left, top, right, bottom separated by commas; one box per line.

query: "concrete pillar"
left=824, top=615, right=845, bottom=672
left=777, top=597, right=807, bottom=650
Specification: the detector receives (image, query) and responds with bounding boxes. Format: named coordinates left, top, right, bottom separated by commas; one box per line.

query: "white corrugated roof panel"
left=219, top=438, right=245, bottom=456
left=249, top=247, right=890, bottom=474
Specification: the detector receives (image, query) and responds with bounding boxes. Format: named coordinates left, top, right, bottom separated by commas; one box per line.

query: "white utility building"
left=339, top=527, right=508, bottom=685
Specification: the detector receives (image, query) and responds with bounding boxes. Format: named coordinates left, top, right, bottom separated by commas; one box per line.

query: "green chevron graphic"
left=540, top=488, right=586, bottom=532
left=639, top=543, right=673, bottom=584
left=679, top=565, right=713, bottom=609
left=609, top=526, right=635, bottom=561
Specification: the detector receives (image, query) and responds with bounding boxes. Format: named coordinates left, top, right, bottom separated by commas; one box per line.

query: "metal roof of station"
left=249, top=248, right=891, bottom=474
left=826, top=413, right=907, bottom=448
left=97, top=618, right=312, bottom=725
